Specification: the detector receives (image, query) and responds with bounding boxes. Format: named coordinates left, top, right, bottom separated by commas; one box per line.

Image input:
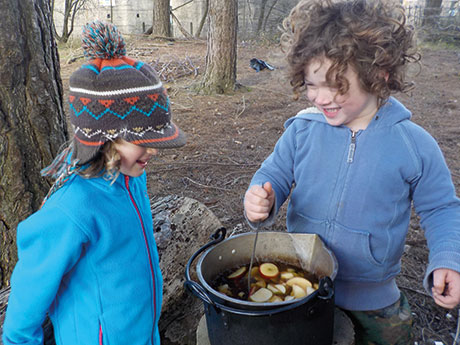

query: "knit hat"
left=69, top=20, right=186, bottom=164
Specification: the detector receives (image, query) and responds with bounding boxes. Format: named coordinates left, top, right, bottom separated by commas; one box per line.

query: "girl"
left=2, top=21, right=185, bottom=345
left=244, top=0, right=460, bottom=343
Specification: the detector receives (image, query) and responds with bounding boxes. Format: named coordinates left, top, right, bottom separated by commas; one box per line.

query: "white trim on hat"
left=69, top=82, right=163, bottom=97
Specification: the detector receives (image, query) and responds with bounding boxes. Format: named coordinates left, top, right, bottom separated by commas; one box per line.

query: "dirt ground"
left=60, top=37, right=460, bottom=344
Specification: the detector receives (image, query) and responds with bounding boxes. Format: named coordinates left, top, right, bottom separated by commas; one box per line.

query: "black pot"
left=185, top=228, right=338, bottom=345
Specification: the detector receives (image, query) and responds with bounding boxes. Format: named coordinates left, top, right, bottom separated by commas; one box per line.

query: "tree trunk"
left=152, top=0, right=171, bottom=37
left=0, top=0, right=68, bottom=289
left=422, top=0, right=443, bottom=27
left=195, top=0, right=209, bottom=38
left=199, top=0, right=238, bottom=94
left=256, top=0, right=269, bottom=33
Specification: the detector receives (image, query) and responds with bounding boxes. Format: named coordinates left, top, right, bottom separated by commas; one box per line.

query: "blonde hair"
left=77, top=139, right=121, bottom=181
left=281, top=0, right=420, bottom=106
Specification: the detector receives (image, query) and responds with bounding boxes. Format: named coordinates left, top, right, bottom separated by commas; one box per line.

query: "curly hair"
left=281, top=0, right=420, bottom=106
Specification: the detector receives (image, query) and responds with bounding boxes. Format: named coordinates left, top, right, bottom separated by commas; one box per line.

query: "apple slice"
left=280, top=271, right=295, bottom=280
left=259, top=263, right=279, bottom=279
left=284, top=295, right=295, bottom=301
left=291, top=284, right=307, bottom=299
left=227, top=266, right=247, bottom=279
left=269, top=295, right=283, bottom=303
left=274, top=284, right=287, bottom=295
left=250, top=266, right=260, bottom=277
left=267, top=283, right=280, bottom=294
left=255, top=280, right=267, bottom=288
left=286, top=277, right=312, bottom=290
left=306, top=286, right=316, bottom=295
left=249, top=287, right=273, bottom=302
left=217, top=284, right=231, bottom=296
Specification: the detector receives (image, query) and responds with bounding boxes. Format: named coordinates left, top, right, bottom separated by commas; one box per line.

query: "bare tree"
left=198, top=0, right=238, bottom=94
left=152, top=0, right=172, bottom=37
left=0, top=0, right=68, bottom=289
left=52, top=0, right=88, bottom=43
left=256, top=0, right=269, bottom=33
left=195, top=0, right=209, bottom=38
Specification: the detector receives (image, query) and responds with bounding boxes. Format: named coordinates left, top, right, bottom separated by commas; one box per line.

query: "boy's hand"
left=244, top=182, right=275, bottom=223
left=432, top=268, right=460, bottom=309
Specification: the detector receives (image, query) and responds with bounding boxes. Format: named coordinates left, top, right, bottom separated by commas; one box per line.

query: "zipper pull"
left=347, top=131, right=356, bottom=163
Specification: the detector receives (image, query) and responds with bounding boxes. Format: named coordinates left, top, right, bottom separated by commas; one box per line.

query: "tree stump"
left=196, top=308, right=355, bottom=345
left=152, top=195, right=223, bottom=345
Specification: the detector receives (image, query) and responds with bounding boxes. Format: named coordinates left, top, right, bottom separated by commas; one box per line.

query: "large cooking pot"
left=185, top=228, right=338, bottom=345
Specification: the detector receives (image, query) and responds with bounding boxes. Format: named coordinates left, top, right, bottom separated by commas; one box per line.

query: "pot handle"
left=184, top=227, right=227, bottom=307
left=317, top=276, right=334, bottom=300
left=184, top=280, right=216, bottom=306
left=185, top=227, right=227, bottom=282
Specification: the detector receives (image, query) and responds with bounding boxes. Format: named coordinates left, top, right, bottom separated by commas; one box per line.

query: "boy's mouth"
left=322, top=107, right=340, bottom=118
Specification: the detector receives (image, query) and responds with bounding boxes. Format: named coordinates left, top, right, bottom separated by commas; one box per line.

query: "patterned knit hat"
left=69, top=20, right=186, bottom=164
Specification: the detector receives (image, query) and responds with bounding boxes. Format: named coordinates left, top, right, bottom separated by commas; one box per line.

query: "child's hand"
left=244, top=182, right=275, bottom=223
left=432, top=268, right=460, bottom=309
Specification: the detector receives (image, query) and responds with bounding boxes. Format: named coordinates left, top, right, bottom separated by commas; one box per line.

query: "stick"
left=453, top=308, right=460, bottom=345
left=183, top=177, right=232, bottom=191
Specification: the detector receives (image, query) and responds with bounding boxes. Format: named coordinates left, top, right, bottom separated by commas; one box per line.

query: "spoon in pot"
left=247, top=222, right=261, bottom=296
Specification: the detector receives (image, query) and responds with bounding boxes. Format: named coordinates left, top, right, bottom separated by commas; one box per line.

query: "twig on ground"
left=234, top=96, right=247, bottom=119
left=183, top=177, right=232, bottom=191
left=453, top=308, right=460, bottom=345
left=399, top=284, right=432, bottom=298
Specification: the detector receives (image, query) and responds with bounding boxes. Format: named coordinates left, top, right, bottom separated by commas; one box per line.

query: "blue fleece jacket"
left=249, top=97, right=460, bottom=311
left=2, top=171, right=163, bottom=345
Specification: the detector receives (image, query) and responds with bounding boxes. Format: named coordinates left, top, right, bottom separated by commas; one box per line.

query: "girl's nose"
left=146, top=148, right=158, bottom=155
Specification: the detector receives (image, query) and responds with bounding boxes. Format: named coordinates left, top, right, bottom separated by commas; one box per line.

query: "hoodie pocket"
left=329, top=223, right=389, bottom=281
left=291, top=213, right=389, bottom=282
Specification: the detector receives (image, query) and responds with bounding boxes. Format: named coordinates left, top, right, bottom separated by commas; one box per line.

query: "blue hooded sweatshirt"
left=2, top=171, right=163, bottom=345
left=249, top=97, right=460, bottom=311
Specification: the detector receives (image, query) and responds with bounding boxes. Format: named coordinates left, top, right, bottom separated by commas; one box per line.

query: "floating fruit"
left=274, top=284, right=287, bottom=295
left=280, top=271, right=295, bottom=280
left=249, top=287, right=273, bottom=302
left=286, top=277, right=312, bottom=290
left=291, top=284, right=307, bottom=299
left=217, top=284, right=231, bottom=296
left=269, top=295, right=283, bottom=303
left=267, top=284, right=280, bottom=294
left=259, top=262, right=279, bottom=279
left=306, top=286, right=316, bottom=295
left=227, top=266, right=247, bottom=279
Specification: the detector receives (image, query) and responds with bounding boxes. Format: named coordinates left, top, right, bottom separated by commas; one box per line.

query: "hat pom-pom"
left=81, top=20, right=126, bottom=60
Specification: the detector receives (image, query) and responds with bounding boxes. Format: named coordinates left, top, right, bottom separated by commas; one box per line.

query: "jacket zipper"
left=347, top=131, right=357, bottom=163
left=124, top=175, right=156, bottom=344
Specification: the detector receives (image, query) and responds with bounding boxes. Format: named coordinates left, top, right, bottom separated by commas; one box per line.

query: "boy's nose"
left=315, top=88, right=333, bottom=105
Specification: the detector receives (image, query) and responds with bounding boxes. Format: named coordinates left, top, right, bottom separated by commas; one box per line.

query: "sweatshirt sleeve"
left=248, top=118, right=303, bottom=227
left=408, top=125, right=460, bottom=292
left=2, top=206, right=89, bottom=345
